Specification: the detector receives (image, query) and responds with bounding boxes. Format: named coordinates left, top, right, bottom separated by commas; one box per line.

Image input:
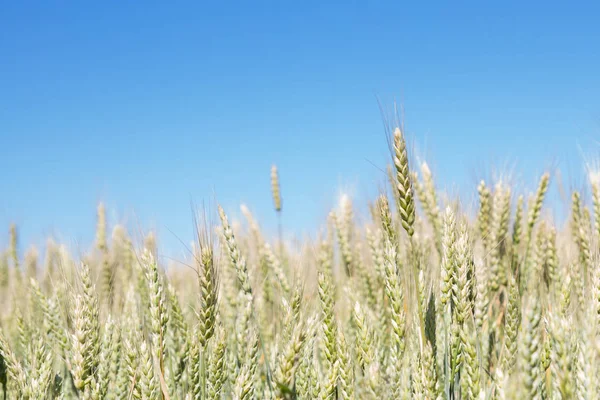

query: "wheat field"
left=0, top=127, right=597, bottom=399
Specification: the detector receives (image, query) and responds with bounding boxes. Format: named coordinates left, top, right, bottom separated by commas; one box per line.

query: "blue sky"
left=1, top=2, right=599, bottom=258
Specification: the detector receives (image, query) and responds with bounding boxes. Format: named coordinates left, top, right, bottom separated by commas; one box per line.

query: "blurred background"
left=1, top=2, right=599, bottom=257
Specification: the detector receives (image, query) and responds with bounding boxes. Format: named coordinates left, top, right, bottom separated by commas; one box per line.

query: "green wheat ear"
left=271, top=164, right=282, bottom=213
left=392, top=127, right=415, bottom=237
left=9, top=223, right=21, bottom=289
left=477, top=180, right=491, bottom=249
left=219, top=205, right=252, bottom=297
left=526, top=172, right=550, bottom=243
left=197, top=233, right=218, bottom=348
left=0, top=251, right=9, bottom=290
left=142, top=248, right=169, bottom=398
left=96, top=202, right=107, bottom=253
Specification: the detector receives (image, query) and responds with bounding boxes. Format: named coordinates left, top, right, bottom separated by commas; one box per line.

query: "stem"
left=277, top=211, right=283, bottom=258
left=248, top=298, right=275, bottom=393
left=409, top=237, right=426, bottom=353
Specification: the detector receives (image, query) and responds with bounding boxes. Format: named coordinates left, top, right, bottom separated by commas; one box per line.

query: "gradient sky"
left=1, top=2, right=599, bottom=258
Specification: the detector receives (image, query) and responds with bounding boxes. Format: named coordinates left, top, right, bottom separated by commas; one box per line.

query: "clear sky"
left=1, top=2, right=599, bottom=258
